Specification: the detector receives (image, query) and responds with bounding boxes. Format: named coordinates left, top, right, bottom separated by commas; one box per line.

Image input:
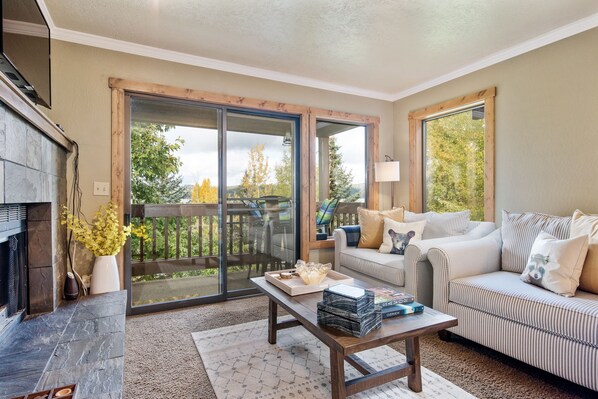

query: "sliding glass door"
left=125, top=95, right=299, bottom=313
left=225, top=112, right=297, bottom=295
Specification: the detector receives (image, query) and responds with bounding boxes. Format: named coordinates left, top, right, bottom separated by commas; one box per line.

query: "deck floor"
left=131, top=268, right=268, bottom=306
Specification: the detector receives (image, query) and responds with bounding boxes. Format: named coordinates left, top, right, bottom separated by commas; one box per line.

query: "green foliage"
left=329, top=138, right=359, bottom=202
left=272, top=146, right=292, bottom=197
left=131, top=122, right=186, bottom=204
left=238, top=144, right=272, bottom=198
left=425, top=110, right=485, bottom=220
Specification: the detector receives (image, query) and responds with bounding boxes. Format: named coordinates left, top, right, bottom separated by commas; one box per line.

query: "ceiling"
left=41, top=0, right=598, bottom=101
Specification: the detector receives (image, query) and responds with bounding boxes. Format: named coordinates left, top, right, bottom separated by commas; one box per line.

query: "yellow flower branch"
left=62, top=202, right=149, bottom=256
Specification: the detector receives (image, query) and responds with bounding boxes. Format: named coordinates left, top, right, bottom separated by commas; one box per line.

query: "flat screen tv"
left=0, top=0, right=50, bottom=108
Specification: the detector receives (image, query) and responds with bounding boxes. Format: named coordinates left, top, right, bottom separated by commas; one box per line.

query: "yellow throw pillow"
left=357, top=207, right=404, bottom=249
left=570, top=209, right=598, bottom=294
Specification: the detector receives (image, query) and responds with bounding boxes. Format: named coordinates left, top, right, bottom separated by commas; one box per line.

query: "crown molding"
left=36, top=0, right=57, bottom=31
left=37, top=0, right=598, bottom=103
left=49, top=26, right=394, bottom=101
left=391, top=12, right=598, bottom=101
left=3, top=19, right=48, bottom=38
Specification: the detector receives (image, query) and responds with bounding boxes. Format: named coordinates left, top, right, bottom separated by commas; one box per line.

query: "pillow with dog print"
left=520, top=231, right=589, bottom=297
left=379, top=218, right=426, bottom=255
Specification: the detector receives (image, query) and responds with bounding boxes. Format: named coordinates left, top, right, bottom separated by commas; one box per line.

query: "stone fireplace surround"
left=0, top=102, right=68, bottom=319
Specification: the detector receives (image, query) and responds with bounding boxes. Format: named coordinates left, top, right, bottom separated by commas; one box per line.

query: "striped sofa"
left=428, top=212, right=598, bottom=391
left=333, top=221, right=496, bottom=306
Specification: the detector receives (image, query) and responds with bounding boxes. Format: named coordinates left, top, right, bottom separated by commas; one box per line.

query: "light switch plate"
left=93, top=181, right=110, bottom=196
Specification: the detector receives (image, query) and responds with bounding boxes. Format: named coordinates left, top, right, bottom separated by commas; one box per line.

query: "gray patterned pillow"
left=501, top=210, right=571, bottom=273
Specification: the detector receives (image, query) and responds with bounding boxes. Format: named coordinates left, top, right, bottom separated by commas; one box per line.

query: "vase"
left=90, top=255, right=120, bottom=294
left=63, top=271, right=79, bottom=300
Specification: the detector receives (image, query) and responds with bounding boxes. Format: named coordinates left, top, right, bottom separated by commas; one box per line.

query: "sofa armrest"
left=402, top=221, right=496, bottom=305
left=333, top=228, right=348, bottom=271
left=428, top=229, right=502, bottom=312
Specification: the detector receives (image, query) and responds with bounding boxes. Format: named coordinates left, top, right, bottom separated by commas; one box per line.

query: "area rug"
left=192, top=318, right=476, bottom=399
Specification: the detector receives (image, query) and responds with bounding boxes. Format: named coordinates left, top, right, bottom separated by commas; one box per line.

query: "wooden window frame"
left=408, top=87, right=496, bottom=221
left=308, top=110, right=379, bottom=249
left=109, top=78, right=380, bottom=282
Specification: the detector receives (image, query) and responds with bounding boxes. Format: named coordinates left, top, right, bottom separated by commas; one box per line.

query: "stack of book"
left=317, top=284, right=381, bottom=337
left=369, top=287, right=424, bottom=318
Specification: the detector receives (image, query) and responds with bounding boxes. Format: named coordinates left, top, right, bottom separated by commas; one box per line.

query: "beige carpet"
left=125, top=296, right=595, bottom=399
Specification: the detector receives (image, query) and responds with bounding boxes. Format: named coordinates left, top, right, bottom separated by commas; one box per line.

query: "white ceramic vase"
left=90, top=255, right=119, bottom=294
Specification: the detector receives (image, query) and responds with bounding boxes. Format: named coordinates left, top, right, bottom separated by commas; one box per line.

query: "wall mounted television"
left=0, top=0, right=51, bottom=108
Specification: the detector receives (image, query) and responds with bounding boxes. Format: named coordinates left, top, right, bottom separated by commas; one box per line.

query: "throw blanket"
left=341, top=225, right=361, bottom=247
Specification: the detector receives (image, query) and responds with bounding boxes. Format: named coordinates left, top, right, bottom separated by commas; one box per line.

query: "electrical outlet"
left=93, top=181, right=110, bottom=196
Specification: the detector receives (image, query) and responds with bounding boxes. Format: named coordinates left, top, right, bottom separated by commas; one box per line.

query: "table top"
left=251, top=277, right=458, bottom=356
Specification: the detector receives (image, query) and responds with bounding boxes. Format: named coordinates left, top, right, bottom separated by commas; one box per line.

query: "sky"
left=163, top=126, right=366, bottom=189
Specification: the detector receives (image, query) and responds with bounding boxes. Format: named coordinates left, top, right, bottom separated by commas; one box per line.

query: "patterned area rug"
left=192, top=318, right=477, bottom=399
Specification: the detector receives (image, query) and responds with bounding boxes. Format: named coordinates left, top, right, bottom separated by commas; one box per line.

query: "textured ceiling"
left=43, top=0, right=598, bottom=100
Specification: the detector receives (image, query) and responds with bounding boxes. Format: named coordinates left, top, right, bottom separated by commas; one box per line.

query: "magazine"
left=381, top=302, right=424, bottom=319
left=368, top=287, right=415, bottom=307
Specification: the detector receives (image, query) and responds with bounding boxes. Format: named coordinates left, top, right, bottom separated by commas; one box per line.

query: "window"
left=409, top=88, right=495, bottom=221
left=309, top=110, right=379, bottom=247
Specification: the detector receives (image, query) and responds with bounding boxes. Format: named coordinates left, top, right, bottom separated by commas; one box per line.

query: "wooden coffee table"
left=251, top=277, right=457, bottom=399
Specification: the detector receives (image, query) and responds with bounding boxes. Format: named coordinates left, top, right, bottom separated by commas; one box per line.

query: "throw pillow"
left=520, top=231, right=589, bottom=297
left=404, top=210, right=470, bottom=240
left=570, top=209, right=598, bottom=294
left=357, top=207, right=404, bottom=249
left=501, top=210, right=571, bottom=273
left=379, top=218, right=426, bottom=254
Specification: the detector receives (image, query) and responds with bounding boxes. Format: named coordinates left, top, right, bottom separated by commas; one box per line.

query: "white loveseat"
left=428, top=212, right=598, bottom=391
left=333, top=220, right=496, bottom=306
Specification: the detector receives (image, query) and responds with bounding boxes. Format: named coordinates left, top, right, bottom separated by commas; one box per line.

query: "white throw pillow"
left=379, top=218, right=426, bottom=255
left=520, top=231, right=589, bottom=297
left=404, top=210, right=470, bottom=240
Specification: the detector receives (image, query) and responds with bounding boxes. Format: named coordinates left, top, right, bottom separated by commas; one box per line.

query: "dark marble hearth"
left=0, top=291, right=126, bottom=399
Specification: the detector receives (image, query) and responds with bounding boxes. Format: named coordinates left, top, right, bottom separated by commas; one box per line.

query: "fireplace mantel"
left=0, top=70, right=73, bottom=152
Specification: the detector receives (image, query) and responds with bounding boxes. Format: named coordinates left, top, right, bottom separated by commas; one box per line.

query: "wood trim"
left=408, top=87, right=496, bottom=220
left=109, top=78, right=309, bottom=115
left=310, top=239, right=335, bottom=249
left=0, top=71, right=73, bottom=151
left=484, top=95, right=496, bottom=222
left=299, top=112, right=310, bottom=261
left=409, top=87, right=496, bottom=119
left=308, top=108, right=380, bottom=248
left=111, top=87, right=126, bottom=288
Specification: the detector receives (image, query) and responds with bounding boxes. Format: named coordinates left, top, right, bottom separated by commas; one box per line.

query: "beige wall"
left=44, top=40, right=394, bottom=219
left=393, top=27, right=598, bottom=221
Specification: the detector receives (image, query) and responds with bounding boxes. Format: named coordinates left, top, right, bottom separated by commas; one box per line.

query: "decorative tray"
left=265, top=269, right=354, bottom=296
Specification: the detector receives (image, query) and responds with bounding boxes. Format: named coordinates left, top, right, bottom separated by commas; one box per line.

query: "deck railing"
left=130, top=201, right=362, bottom=277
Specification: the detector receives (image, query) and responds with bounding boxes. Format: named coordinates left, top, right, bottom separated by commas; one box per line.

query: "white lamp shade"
left=375, top=161, right=400, bottom=182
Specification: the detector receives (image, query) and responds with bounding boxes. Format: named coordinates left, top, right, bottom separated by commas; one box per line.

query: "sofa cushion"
left=501, top=211, right=571, bottom=273
left=404, top=210, right=470, bottom=240
left=379, top=218, right=426, bottom=254
left=339, top=247, right=405, bottom=286
left=357, top=207, right=404, bottom=249
left=571, top=210, right=598, bottom=294
left=450, top=271, right=598, bottom=348
left=520, top=232, right=588, bottom=297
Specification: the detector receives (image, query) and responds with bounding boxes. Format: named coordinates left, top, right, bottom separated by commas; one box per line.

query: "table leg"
left=405, top=336, right=422, bottom=392
left=330, top=349, right=346, bottom=399
left=268, top=299, right=277, bottom=344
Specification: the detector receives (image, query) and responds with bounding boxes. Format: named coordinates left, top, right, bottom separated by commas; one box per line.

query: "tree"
left=131, top=123, right=186, bottom=204
left=239, top=144, right=271, bottom=198
left=191, top=178, right=218, bottom=203
left=425, top=110, right=484, bottom=220
left=329, top=137, right=359, bottom=201
left=272, top=146, right=292, bottom=197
